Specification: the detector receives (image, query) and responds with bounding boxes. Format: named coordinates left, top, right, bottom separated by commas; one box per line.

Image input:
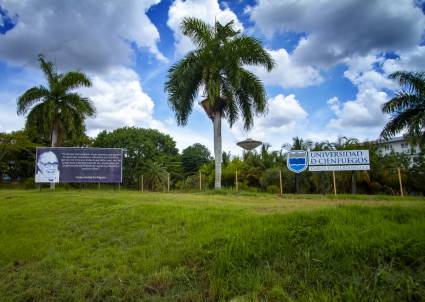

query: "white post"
left=279, top=169, right=283, bottom=196
left=398, top=167, right=404, bottom=197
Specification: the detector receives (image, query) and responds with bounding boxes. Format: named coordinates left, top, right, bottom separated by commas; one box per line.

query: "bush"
left=266, top=185, right=280, bottom=194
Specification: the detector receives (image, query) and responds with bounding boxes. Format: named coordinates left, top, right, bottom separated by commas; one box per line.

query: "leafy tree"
left=17, top=54, right=94, bottom=147
left=181, top=143, right=211, bottom=174
left=93, top=127, right=180, bottom=187
left=165, top=17, right=275, bottom=189
left=381, top=71, right=425, bottom=144
left=0, top=131, right=35, bottom=181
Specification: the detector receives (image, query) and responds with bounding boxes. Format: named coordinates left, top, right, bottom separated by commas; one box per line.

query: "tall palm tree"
left=17, top=54, right=95, bottom=147
left=381, top=71, right=425, bottom=144
left=165, top=17, right=274, bottom=189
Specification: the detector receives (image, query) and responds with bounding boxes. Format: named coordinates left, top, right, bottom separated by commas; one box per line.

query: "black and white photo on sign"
left=35, top=151, right=60, bottom=183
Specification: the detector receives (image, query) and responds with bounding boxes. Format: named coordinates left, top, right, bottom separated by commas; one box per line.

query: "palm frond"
left=181, top=17, right=212, bottom=48
left=238, top=69, right=267, bottom=114
left=17, top=86, right=49, bottom=115
left=381, top=107, right=424, bottom=139
left=382, top=93, right=421, bottom=114
left=215, top=19, right=239, bottom=40
left=228, top=36, right=275, bottom=71
left=221, top=79, right=238, bottom=126
left=60, top=71, right=92, bottom=91
left=390, top=71, right=425, bottom=95
left=165, top=51, right=203, bottom=125
left=38, top=54, right=57, bottom=87
left=62, top=93, right=96, bottom=117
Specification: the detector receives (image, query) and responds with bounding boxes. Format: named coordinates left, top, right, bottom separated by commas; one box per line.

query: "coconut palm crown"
left=381, top=71, right=425, bottom=143
left=17, top=54, right=95, bottom=147
left=165, top=17, right=275, bottom=189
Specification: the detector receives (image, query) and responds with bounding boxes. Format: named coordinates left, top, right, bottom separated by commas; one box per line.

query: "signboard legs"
left=332, top=171, right=337, bottom=196
left=167, top=173, right=170, bottom=192
left=398, top=168, right=404, bottom=197
left=279, top=170, right=283, bottom=196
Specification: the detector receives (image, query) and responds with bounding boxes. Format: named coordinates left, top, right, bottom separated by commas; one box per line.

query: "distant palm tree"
left=17, top=54, right=94, bottom=147
left=144, top=161, right=168, bottom=191
left=165, top=17, right=275, bottom=189
left=381, top=71, right=425, bottom=144
left=333, top=136, right=359, bottom=150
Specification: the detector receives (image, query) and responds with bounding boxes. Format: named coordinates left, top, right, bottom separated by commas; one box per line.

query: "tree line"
left=1, top=128, right=424, bottom=195
left=1, top=17, right=424, bottom=193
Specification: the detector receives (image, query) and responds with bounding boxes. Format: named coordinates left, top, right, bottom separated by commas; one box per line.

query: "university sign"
left=287, top=150, right=370, bottom=173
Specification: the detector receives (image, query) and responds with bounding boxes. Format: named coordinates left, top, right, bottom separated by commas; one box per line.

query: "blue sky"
left=0, top=0, right=424, bottom=154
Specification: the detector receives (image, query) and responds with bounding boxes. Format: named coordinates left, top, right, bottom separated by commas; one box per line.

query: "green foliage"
left=0, top=131, right=36, bottom=181
left=143, top=161, right=168, bottom=191
left=0, top=190, right=424, bottom=301
left=181, top=143, right=211, bottom=174
left=17, top=54, right=94, bottom=146
left=92, top=127, right=180, bottom=188
left=165, top=17, right=274, bottom=129
left=381, top=71, right=425, bottom=144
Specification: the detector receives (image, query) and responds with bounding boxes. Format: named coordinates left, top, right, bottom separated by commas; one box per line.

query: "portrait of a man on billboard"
left=35, top=151, right=60, bottom=183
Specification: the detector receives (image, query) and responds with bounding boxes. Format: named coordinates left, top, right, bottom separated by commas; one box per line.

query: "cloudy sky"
left=1, top=0, right=424, bottom=154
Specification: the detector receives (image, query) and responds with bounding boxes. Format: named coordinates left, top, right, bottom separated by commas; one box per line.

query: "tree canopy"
left=93, top=127, right=180, bottom=187
left=181, top=143, right=211, bottom=174
left=17, top=54, right=94, bottom=147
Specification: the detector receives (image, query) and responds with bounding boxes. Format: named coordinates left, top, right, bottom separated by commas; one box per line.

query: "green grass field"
left=1, top=190, right=425, bottom=301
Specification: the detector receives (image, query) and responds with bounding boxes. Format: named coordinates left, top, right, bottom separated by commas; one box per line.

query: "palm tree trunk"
left=213, top=111, right=222, bottom=189
left=50, top=121, right=59, bottom=190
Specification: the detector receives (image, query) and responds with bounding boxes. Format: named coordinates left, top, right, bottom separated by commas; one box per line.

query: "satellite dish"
left=237, top=138, right=262, bottom=151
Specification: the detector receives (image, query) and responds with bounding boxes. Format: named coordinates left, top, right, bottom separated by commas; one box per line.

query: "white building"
left=372, top=136, right=421, bottom=157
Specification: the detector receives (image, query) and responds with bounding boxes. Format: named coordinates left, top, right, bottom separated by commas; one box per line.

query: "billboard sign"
left=287, top=150, right=308, bottom=173
left=308, top=150, right=370, bottom=172
left=35, top=147, right=122, bottom=183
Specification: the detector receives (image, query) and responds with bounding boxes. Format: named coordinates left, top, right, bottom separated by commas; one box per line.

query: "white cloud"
left=82, top=67, right=165, bottom=137
left=343, top=55, right=396, bottom=91
left=383, top=46, right=425, bottom=74
left=0, top=0, right=166, bottom=72
left=327, top=54, right=392, bottom=131
left=248, top=0, right=425, bottom=67
left=225, top=94, right=308, bottom=153
left=249, top=48, right=323, bottom=88
left=328, top=88, right=388, bottom=129
left=167, top=0, right=243, bottom=56
left=0, top=91, right=25, bottom=132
